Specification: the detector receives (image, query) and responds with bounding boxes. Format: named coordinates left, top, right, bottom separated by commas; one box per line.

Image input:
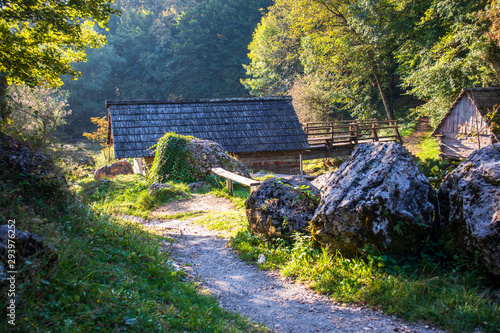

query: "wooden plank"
left=211, top=167, right=260, bottom=187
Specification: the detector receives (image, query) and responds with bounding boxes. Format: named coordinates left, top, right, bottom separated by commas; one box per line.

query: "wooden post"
left=299, top=152, right=303, bottom=176
left=226, top=179, right=233, bottom=196
left=372, top=122, right=379, bottom=142
left=393, top=121, right=403, bottom=144
left=354, top=123, right=359, bottom=145
left=249, top=185, right=258, bottom=195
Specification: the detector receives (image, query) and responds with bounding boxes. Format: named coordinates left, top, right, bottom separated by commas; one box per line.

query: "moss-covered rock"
left=246, top=176, right=320, bottom=237
left=149, top=133, right=248, bottom=183
left=311, top=142, right=437, bottom=258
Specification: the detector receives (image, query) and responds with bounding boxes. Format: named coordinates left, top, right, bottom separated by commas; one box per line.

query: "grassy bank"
left=0, top=140, right=266, bottom=332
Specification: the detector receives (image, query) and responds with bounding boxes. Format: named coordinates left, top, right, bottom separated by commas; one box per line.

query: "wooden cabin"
left=432, top=87, right=500, bottom=161
left=106, top=97, right=309, bottom=174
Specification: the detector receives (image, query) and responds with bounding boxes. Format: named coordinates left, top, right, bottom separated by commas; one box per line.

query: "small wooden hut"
left=106, top=97, right=309, bottom=174
left=432, top=87, right=500, bottom=161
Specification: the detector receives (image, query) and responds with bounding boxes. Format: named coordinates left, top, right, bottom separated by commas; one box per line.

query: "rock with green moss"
left=438, top=143, right=500, bottom=277
left=311, top=142, right=437, bottom=258
left=246, top=176, right=320, bottom=237
left=150, top=133, right=249, bottom=183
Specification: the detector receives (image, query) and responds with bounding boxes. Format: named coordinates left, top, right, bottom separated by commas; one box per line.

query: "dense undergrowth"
left=0, top=137, right=265, bottom=332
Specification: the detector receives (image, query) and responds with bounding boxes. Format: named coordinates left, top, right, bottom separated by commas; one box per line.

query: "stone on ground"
left=311, top=142, right=437, bottom=258
left=94, top=160, right=134, bottom=180
left=246, top=176, right=320, bottom=237
left=437, top=143, right=500, bottom=277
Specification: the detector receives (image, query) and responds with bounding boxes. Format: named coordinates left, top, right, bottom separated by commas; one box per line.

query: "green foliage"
left=245, top=0, right=500, bottom=124
left=78, top=174, right=190, bottom=219
left=244, top=0, right=414, bottom=121
left=163, top=0, right=273, bottom=99
left=0, top=0, right=118, bottom=88
left=3, top=85, right=71, bottom=149
left=396, top=0, right=500, bottom=125
left=0, top=0, right=119, bottom=124
left=61, top=0, right=271, bottom=137
left=149, top=132, right=195, bottom=183
left=230, top=230, right=500, bottom=332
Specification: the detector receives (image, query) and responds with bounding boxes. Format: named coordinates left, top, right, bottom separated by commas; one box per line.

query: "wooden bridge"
left=300, top=119, right=403, bottom=162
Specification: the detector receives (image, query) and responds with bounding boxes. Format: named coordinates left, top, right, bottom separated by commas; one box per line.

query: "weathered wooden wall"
left=235, top=150, right=301, bottom=174
left=437, top=134, right=492, bottom=161
left=436, top=96, right=495, bottom=160
left=439, top=98, right=489, bottom=134
left=141, top=153, right=301, bottom=175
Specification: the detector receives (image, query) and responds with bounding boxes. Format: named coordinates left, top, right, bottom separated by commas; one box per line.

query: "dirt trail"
left=403, top=117, right=433, bottom=157
left=136, top=194, right=443, bottom=333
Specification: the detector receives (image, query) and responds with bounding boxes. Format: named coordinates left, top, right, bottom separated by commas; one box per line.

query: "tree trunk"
left=0, top=76, right=9, bottom=125
left=373, top=70, right=395, bottom=121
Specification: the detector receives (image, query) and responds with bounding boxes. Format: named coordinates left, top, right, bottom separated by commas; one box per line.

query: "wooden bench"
left=211, top=167, right=261, bottom=195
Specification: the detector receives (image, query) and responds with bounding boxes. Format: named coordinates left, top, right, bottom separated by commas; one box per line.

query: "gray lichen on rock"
left=185, top=138, right=249, bottom=180
left=438, top=143, right=500, bottom=277
left=311, top=142, right=437, bottom=258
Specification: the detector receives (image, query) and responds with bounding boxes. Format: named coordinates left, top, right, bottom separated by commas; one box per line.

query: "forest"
left=1, top=0, right=500, bottom=141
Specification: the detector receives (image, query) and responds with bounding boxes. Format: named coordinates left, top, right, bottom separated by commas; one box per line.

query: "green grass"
left=192, top=209, right=248, bottom=237
left=229, top=231, right=499, bottom=332
left=0, top=140, right=267, bottom=332
left=2, top=202, right=266, bottom=331
left=415, top=135, right=440, bottom=161
left=76, top=174, right=191, bottom=219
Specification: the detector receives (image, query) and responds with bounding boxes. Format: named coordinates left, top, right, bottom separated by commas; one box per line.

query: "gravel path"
left=137, top=195, right=444, bottom=333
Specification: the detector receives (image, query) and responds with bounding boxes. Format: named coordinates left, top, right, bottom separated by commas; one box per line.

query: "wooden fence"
left=303, top=119, right=402, bottom=152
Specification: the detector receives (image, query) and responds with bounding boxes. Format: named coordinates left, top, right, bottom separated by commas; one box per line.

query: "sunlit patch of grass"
left=77, top=174, right=191, bottom=218
left=192, top=209, right=248, bottom=237
left=415, top=135, right=440, bottom=161
left=230, top=231, right=499, bottom=332
left=206, top=186, right=248, bottom=208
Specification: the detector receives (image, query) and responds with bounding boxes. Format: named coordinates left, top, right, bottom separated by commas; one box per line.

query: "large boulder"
left=311, top=142, right=437, bottom=258
left=94, top=160, right=134, bottom=180
left=185, top=138, right=249, bottom=180
left=246, top=176, right=320, bottom=237
left=437, top=143, right=500, bottom=277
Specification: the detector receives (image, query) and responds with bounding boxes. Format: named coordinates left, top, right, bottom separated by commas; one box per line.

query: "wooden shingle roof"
left=106, top=97, right=310, bottom=159
left=432, top=87, right=500, bottom=139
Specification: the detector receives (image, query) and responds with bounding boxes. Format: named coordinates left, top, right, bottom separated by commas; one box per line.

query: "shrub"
left=149, top=132, right=195, bottom=183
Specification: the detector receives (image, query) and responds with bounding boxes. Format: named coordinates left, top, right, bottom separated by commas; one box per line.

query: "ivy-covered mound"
left=149, top=132, right=249, bottom=183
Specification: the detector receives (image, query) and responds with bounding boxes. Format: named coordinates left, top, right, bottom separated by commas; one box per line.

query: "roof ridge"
left=105, top=96, right=292, bottom=107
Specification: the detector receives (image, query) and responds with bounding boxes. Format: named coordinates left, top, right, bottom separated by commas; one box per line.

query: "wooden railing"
left=303, top=120, right=402, bottom=151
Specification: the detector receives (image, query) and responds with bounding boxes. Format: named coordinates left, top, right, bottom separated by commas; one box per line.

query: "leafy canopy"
left=0, top=0, right=120, bottom=88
